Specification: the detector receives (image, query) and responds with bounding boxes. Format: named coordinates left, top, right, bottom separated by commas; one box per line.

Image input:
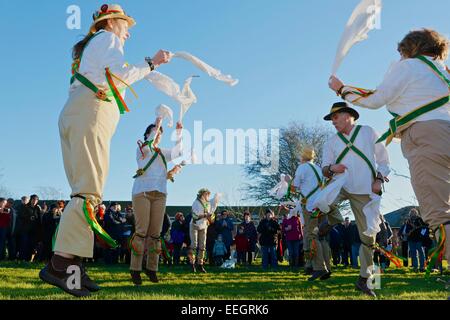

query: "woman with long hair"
left=39, top=4, right=171, bottom=297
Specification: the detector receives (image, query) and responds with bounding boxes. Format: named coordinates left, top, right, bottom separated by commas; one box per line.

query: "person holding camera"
left=257, top=209, right=281, bottom=270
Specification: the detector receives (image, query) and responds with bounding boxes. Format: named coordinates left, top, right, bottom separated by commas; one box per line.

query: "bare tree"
left=34, top=186, right=64, bottom=201
left=0, top=168, right=12, bottom=198
left=241, top=122, right=333, bottom=206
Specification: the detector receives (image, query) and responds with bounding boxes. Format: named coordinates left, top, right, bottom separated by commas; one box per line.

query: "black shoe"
left=144, top=269, right=159, bottom=283
left=190, top=263, right=197, bottom=273
left=308, top=270, right=328, bottom=281
left=320, top=271, right=332, bottom=281
left=197, top=264, right=207, bottom=273
left=304, top=267, right=313, bottom=275
left=39, top=263, right=91, bottom=298
left=130, top=271, right=142, bottom=286
left=355, top=276, right=377, bottom=298
left=80, top=265, right=101, bottom=292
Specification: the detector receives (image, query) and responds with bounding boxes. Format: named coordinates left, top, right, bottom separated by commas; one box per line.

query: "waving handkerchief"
left=331, top=0, right=382, bottom=75
left=269, top=174, right=291, bottom=200
left=170, top=51, right=239, bottom=86
left=306, top=171, right=349, bottom=213
left=362, top=193, right=382, bottom=237
left=155, top=104, right=174, bottom=128
left=179, top=76, right=198, bottom=122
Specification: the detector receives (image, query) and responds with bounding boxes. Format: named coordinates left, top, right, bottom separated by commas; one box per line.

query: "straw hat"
left=323, top=102, right=359, bottom=121
left=90, top=4, right=136, bottom=33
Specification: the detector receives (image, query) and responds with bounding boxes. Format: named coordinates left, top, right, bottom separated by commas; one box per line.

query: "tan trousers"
left=401, top=120, right=450, bottom=263
left=304, top=212, right=330, bottom=272
left=54, top=86, right=120, bottom=258
left=189, top=223, right=207, bottom=265
left=329, top=189, right=375, bottom=278
left=321, top=239, right=331, bottom=271
left=302, top=226, right=312, bottom=269
left=130, top=191, right=167, bottom=272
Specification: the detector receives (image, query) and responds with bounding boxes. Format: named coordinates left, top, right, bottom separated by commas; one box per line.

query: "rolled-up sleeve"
left=342, top=60, right=413, bottom=109
left=99, top=32, right=151, bottom=86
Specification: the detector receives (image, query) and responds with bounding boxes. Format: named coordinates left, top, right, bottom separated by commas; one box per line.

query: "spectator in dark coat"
left=342, top=217, right=352, bottom=267
left=183, top=213, right=192, bottom=248
left=15, top=195, right=42, bottom=261
left=5, top=198, right=17, bottom=260
left=214, top=210, right=234, bottom=259
left=374, top=219, right=393, bottom=271
left=398, top=217, right=412, bottom=267
left=170, top=212, right=186, bottom=265
left=329, top=224, right=343, bottom=266
left=349, top=221, right=361, bottom=269
left=121, top=206, right=135, bottom=264
left=407, top=209, right=426, bottom=272
left=239, top=211, right=257, bottom=265
left=257, top=209, right=281, bottom=269
left=103, top=202, right=126, bottom=264
left=206, top=222, right=218, bottom=266
left=41, top=204, right=61, bottom=261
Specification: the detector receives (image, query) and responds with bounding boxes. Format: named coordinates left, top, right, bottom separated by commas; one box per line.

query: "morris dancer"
left=322, top=102, right=390, bottom=297
left=329, top=28, right=450, bottom=274
left=292, top=147, right=330, bottom=281
left=129, top=115, right=183, bottom=285
left=189, top=188, right=219, bottom=273
left=39, top=4, right=171, bottom=297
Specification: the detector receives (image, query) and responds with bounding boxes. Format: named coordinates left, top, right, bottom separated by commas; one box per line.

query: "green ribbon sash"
left=377, top=55, right=450, bottom=146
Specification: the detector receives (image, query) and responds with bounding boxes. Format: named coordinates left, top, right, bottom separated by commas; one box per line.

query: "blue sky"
left=1, top=0, right=449, bottom=213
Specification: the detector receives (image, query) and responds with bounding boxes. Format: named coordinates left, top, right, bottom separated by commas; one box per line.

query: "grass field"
left=0, top=260, right=448, bottom=300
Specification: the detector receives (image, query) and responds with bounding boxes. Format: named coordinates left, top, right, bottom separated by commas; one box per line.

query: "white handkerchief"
left=155, top=104, right=174, bottom=128
left=171, top=51, right=239, bottom=86
left=362, top=194, right=382, bottom=237
left=306, top=171, right=349, bottom=213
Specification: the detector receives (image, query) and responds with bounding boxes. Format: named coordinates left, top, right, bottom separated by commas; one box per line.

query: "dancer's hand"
left=372, top=180, right=382, bottom=194
left=176, top=121, right=183, bottom=136
left=152, top=50, right=171, bottom=67
left=330, top=164, right=346, bottom=174
left=329, top=75, right=344, bottom=94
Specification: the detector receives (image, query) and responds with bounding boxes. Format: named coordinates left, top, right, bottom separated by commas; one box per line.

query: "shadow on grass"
left=0, top=261, right=447, bottom=300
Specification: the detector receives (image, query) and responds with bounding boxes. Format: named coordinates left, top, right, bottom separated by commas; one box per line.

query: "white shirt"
left=292, top=162, right=323, bottom=200
left=191, top=199, right=218, bottom=230
left=71, top=31, right=151, bottom=92
left=131, top=131, right=182, bottom=196
left=342, top=56, right=450, bottom=125
left=322, top=125, right=390, bottom=195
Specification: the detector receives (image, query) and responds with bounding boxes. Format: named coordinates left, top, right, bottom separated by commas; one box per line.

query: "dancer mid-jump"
left=39, top=4, right=171, bottom=297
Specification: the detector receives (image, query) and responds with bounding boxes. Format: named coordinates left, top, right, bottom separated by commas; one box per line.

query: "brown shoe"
left=130, top=271, right=142, bottom=286
left=144, top=269, right=159, bottom=283
left=39, top=255, right=91, bottom=297
left=355, top=276, right=377, bottom=298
